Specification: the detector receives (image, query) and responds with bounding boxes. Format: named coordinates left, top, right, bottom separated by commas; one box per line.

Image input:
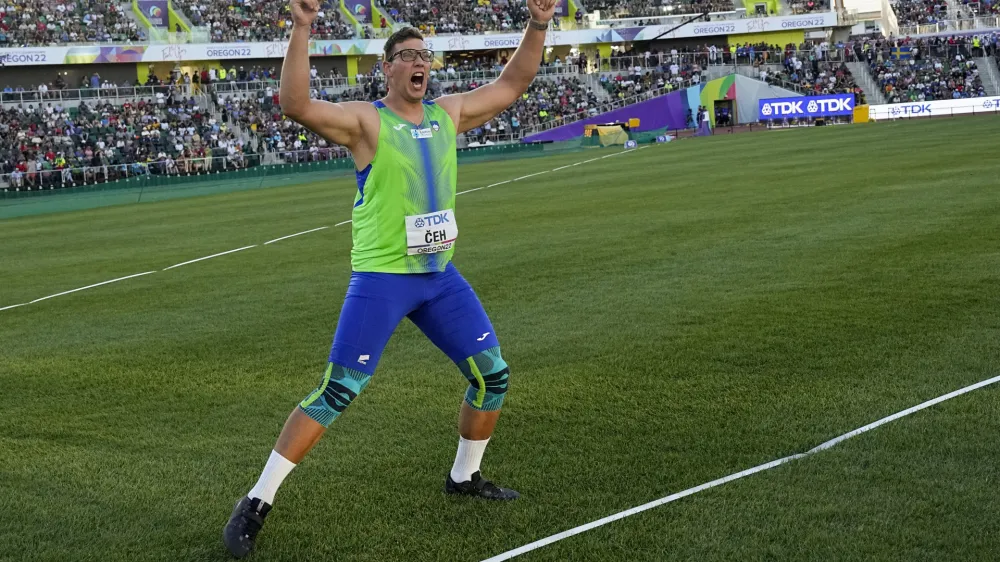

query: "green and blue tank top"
left=350, top=99, right=459, bottom=273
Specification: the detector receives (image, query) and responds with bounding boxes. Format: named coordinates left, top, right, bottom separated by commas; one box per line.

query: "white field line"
left=29, top=271, right=157, bottom=304
left=2, top=146, right=653, bottom=312
left=162, top=245, right=257, bottom=271
left=481, top=373, right=1000, bottom=562
left=512, top=171, right=550, bottom=182
left=263, top=226, right=329, bottom=245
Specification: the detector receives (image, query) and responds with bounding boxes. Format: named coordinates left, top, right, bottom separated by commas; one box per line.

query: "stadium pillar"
left=347, top=56, right=360, bottom=85
left=597, top=43, right=612, bottom=71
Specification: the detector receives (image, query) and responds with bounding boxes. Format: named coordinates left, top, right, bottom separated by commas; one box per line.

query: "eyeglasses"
left=389, top=48, right=434, bottom=63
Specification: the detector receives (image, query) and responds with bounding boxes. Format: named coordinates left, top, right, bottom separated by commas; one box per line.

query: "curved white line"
left=29, top=271, right=158, bottom=304
left=162, top=246, right=256, bottom=271
left=481, top=373, right=1000, bottom=562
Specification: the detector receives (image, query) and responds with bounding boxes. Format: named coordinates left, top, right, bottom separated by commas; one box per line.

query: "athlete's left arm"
left=436, top=0, right=557, bottom=133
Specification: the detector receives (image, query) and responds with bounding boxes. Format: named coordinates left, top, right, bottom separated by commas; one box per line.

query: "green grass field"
left=2, top=117, right=999, bottom=562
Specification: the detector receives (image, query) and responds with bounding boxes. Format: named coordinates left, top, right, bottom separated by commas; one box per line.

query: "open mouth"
left=410, top=72, right=425, bottom=89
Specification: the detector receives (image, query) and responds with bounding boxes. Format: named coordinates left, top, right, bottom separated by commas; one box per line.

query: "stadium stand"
left=787, top=0, right=826, bottom=13
left=0, top=93, right=252, bottom=188
left=891, top=0, right=951, bottom=26
left=585, top=0, right=736, bottom=17
left=380, top=0, right=532, bottom=35
left=765, top=55, right=866, bottom=101
left=0, top=0, right=144, bottom=46
left=0, top=64, right=616, bottom=186
left=0, top=0, right=356, bottom=45
left=853, top=35, right=988, bottom=102
left=173, top=0, right=357, bottom=41
left=870, top=56, right=985, bottom=102
left=3, top=28, right=997, bottom=189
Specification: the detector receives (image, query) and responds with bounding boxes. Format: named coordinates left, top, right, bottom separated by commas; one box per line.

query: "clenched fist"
left=527, top=0, right=557, bottom=24
left=290, top=0, right=320, bottom=28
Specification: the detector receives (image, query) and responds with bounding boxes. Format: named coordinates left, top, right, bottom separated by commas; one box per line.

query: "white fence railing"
left=598, top=49, right=855, bottom=74
left=897, top=16, right=1000, bottom=37
left=0, top=153, right=269, bottom=191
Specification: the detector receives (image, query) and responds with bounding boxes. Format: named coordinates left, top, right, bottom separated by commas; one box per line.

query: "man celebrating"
left=222, top=0, right=556, bottom=557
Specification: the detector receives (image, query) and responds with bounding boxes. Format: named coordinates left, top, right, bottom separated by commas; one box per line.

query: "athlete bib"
left=405, top=209, right=458, bottom=255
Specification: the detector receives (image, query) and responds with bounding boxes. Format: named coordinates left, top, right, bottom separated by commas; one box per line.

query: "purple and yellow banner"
left=344, top=0, right=371, bottom=24
left=522, top=76, right=736, bottom=142
left=138, top=0, right=169, bottom=27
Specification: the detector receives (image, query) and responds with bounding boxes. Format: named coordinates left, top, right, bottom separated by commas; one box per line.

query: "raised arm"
left=280, top=0, right=373, bottom=152
left=436, top=0, right=557, bottom=134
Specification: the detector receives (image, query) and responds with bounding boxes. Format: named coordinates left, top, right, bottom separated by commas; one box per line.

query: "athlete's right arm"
left=280, top=0, right=372, bottom=152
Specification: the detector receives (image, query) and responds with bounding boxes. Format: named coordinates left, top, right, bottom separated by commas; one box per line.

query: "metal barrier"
left=0, top=79, right=351, bottom=106
left=898, top=16, right=1000, bottom=37
left=263, top=147, right=352, bottom=163
left=599, top=49, right=852, bottom=73
left=0, top=153, right=267, bottom=191
left=0, top=84, right=217, bottom=105
left=858, top=42, right=997, bottom=61
left=458, top=132, right=523, bottom=147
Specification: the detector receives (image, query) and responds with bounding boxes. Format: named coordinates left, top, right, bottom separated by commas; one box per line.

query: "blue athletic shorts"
left=328, top=262, right=500, bottom=375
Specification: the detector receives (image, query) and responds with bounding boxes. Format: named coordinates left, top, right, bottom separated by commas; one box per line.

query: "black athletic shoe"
left=223, top=496, right=271, bottom=558
left=445, top=471, right=520, bottom=500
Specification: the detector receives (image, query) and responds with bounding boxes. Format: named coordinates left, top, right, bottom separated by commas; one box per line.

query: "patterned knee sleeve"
left=459, top=346, right=510, bottom=412
left=299, top=362, right=372, bottom=427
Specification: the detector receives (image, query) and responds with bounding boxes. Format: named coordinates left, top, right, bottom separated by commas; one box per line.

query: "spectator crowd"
left=3, top=32, right=1000, bottom=189
left=853, top=35, right=989, bottom=102
left=1, top=0, right=143, bottom=46
left=0, top=0, right=784, bottom=47
left=6, top=0, right=984, bottom=49
left=381, top=0, right=531, bottom=36
left=587, top=0, right=735, bottom=18
left=0, top=89, right=254, bottom=189
left=174, top=0, right=356, bottom=41
left=892, top=0, right=951, bottom=27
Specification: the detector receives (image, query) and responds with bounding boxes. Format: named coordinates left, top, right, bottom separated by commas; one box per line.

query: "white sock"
left=247, top=450, right=296, bottom=505
left=450, top=437, right=490, bottom=483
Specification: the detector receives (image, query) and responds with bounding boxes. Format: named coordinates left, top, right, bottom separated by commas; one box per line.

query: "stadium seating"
left=768, top=57, right=866, bottom=101
left=0, top=64, right=665, bottom=186
left=1, top=0, right=765, bottom=45
left=0, top=94, right=252, bottom=188
left=787, top=0, right=827, bottom=14
left=892, top=0, right=951, bottom=26
left=220, top=73, right=609, bottom=155
left=381, top=0, right=531, bottom=35
left=0, top=0, right=356, bottom=45
left=870, top=56, right=985, bottom=102
left=173, top=0, right=356, bottom=41
left=585, top=0, right=736, bottom=18
left=3, top=28, right=995, bottom=189
left=853, top=36, right=988, bottom=102
left=0, top=0, right=144, bottom=46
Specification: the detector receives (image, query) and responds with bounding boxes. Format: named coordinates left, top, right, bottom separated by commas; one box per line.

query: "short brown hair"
left=384, top=27, right=424, bottom=60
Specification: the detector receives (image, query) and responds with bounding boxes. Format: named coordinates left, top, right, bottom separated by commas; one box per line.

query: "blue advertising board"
left=758, top=94, right=855, bottom=120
